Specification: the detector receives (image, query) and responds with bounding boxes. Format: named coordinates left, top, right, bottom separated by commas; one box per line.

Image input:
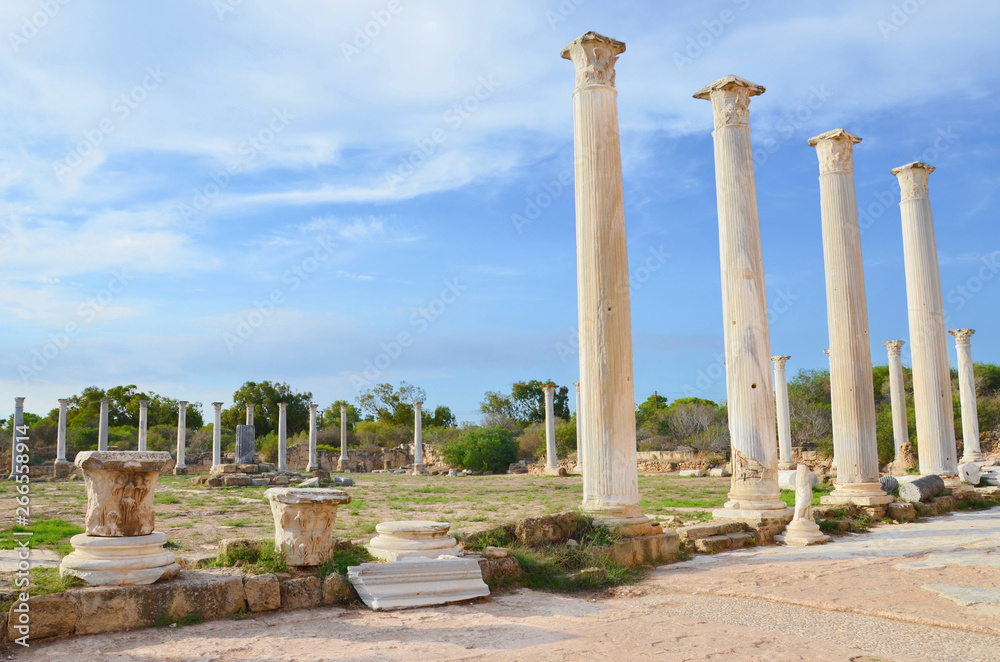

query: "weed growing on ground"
left=212, top=541, right=287, bottom=575
left=318, top=547, right=376, bottom=577
left=0, top=518, right=84, bottom=557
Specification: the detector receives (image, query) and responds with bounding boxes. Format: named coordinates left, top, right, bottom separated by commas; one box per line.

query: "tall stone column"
left=883, top=340, right=909, bottom=462
left=138, top=400, right=149, bottom=451
left=810, top=129, right=888, bottom=506
left=412, top=401, right=425, bottom=475
left=56, top=399, right=69, bottom=466
left=8, top=397, right=26, bottom=479
left=572, top=380, right=583, bottom=472
left=772, top=356, right=794, bottom=470
left=212, top=402, right=223, bottom=469
left=246, top=403, right=254, bottom=427
left=694, top=74, right=786, bottom=520
left=823, top=349, right=837, bottom=472
left=562, top=32, right=649, bottom=533
left=98, top=398, right=110, bottom=451
left=277, top=402, right=288, bottom=473
left=174, top=401, right=188, bottom=475
left=543, top=384, right=559, bottom=474
left=949, top=329, right=983, bottom=463
left=893, top=161, right=958, bottom=484
left=337, top=404, right=348, bottom=471
left=307, top=403, right=319, bottom=473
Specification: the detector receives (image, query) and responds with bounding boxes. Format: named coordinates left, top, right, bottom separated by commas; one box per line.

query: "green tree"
left=320, top=400, right=362, bottom=432
left=480, top=380, right=570, bottom=428
left=222, top=381, right=312, bottom=437
left=441, top=426, right=518, bottom=473
left=356, top=382, right=426, bottom=428
left=636, top=392, right=669, bottom=428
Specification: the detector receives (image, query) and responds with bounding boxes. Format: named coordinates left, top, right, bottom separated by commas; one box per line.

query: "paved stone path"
left=17, top=508, right=1000, bottom=661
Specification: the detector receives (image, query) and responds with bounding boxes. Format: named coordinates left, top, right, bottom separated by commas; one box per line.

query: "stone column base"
left=940, top=474, right=963, bottom=489
left=582, top=509, right=657, bottom=538
left=173, top=466, right=188, bottom=475
left=778, top=461, right=797, bottom=471
left=542, top=467, right=567, bottom=477
left=821, top=482, right=893, bottom=507
left=712, top=505, right=794, bottom=524
left=961, top=454, right=985, bottom=464
left=306, top=464, right=319, bottom=473
left=411, top=464, right=429, bottom=476
left=366, top=520, right=462, bottom=561
left=569, top=465, right=583, bottom=475
left=337, top=457, right=348, bottom=471
left=52, top=461, right=72, bottom=479
left=775, top=519, right=830, bottom=546
left=60, top=532, right=181, bottom=586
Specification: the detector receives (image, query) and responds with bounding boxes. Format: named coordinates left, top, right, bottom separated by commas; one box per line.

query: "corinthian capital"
left=891, top=161, right=935, bottom=201
left=561, top=31, right=625, bottom=89
left=693, top=75, right=765, bottom=130
left=882, top=340, right=905, bottom=356
left=808, top=128, right=862, bottom=174
left=771, top=355, right=791, bottom=369
left=948, top=328, right=975, bottom=344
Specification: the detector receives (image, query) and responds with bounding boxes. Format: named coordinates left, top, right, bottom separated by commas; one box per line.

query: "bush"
left=441, top=426, right=519, bottom=474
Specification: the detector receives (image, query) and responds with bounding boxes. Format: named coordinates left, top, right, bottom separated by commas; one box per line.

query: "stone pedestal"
left=174, top=401, right=188, bottom=475
left=893, top=161, right=958, bottom=485
left=235, top=425, right=255, bottom=464
left=949, top=329, right=983, bottom=463
left=883, top=340, right=909, bottom=463
left=695, top=75, right=786, bottom=521
left=810, top=129, right=889, bottom=507
left=562, top=32, right=648, bottom=534
left=307, top=404, right=319, bottom=473
left=264, top=487, right=350, bottom=566
left=772, top=356, right=795, bottom=470
left=366, top=521, right=463, bottom=561
left=60, top=451, right=179, bottom=586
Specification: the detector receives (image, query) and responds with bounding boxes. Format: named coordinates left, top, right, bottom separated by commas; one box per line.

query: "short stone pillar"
left=542, top=384, right=559, bottom=475
left=775, top=464, right=830, bottom=546
left=893, top=161, right=958, bottom=485
left=772, top=356, right=794, bottom=470
left=235, top=425, right=255, bottom=464
left=694, top=74, right=786, bottom=522
left=366, top=521, right=463, bottom=561
left=562, top=31, right=649, bottom=534
left=137, top=399, right=149, bottom=452
left=59, top=451, right=180, bottom=585
left=810, top=129, right=888, bottom=507
left=54, top=398, right=69, bottom=477
left=98, top=398, right=110, bottom=451
left=174, top=401, right=188, bottom=475
left=412, top=401, right=425, bottom=475
left=264, top=487, right=350, bottom=566
left=306, top=403, right=319, bottom=472
left=211, top=402, right=223, bottom=469
left=8, top=397, right=26, bottom=480
left=949, top=328, right=983, bottom=463
left=246, top=402, right=255, bottom=427
left=337, top=404, right=348, bottom=471
left=883, top=341, right=909, bottom=467
left=277, top=402, right=288, bottom=473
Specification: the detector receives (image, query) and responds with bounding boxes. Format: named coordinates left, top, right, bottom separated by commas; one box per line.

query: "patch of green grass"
left=954, top=497, right=992, bottom=511
left=163, top=540, right=181, bottom=549
left=413, top=486, right=448, bottom=494
left=153, top=609, right=203, bottom=628
left=510, top=546, right=643, bottom=592
left=222, top=519, right=249, bottom=528
left=154, top=493, right=181, bottom=505
left=0, top=518, right=84, bottom=557
left=779, top=482, right=835, bottom=507
left=318, top=547, right=376, bottom=577
left=848, top=513, right=873, bottom=533
left=818, top=518, right=842, bottom=535
left=462, top=526, right=515, bottom=552
left=212, top=541, right=287, bottom=575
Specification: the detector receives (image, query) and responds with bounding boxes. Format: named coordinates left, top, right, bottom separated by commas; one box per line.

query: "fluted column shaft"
left=543, top=385, right=558, bottom=469
left=277, top=402, right=288, bottom=472
left=883, top=341, right=908, bottom=461
left=573, top=381, right=583, bottom=470
left=950, top=329, right=982, bottom=462
left=563, top=32, right=646, bottom=530
left=8, top=397, right=26, bottom=479
left=772, top=356, right=794, bottom=470
left=56, top=399, right=69, bottom=465
left=695, top=75, right=784, bottom=516
left=98, top=398, right=109, bottom=451
left=138, top=400, right=149, bottom=451
left=212, top=402, right=223, bottom=468
left=413, top=401, right=424, bottom=467
left=246, top=403, right=254, bottom=427
left=811, top=129, right=887, bottom=505
left=175, top=401, right=188, bottom=473
left=893, top=162, right=958, bottom=481
left=306, top=404, right=318, bottom=472
left=340, top=405, right=348, bottom=462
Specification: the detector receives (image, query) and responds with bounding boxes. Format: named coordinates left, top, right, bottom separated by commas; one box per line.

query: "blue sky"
left=1, top=0, right=998, bottom=424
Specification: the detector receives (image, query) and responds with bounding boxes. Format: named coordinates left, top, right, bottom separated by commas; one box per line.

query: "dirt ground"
left=12, top=507, right=1000, bottom=661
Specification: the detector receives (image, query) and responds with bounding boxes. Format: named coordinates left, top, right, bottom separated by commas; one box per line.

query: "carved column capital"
left=212, top=401, right=224, bottom=411
left=693, top=75, right=765, bottom=130
left=771, top=355, right=791, bottom=369
left=58, top=398, right=69, bottom=407
left=808, top=128, right=862, bottom=174
left=882, top=340, right=906, bottom=356
left=949, top=328, right=975, bottom=345
left=891, top=161, right=935, bottom=201
left=139, top=399, right=150, bottom=409
left=561, top=31, right=625, bottom=89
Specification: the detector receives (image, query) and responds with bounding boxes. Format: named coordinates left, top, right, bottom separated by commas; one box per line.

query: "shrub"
left=441, top=426, right=519, bottom=474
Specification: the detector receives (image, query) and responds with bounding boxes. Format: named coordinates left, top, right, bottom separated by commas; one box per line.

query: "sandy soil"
left=12, top=508, right=1000, bottom=661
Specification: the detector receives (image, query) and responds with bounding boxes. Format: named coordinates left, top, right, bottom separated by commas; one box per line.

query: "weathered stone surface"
left=960, top=462, right=982, bottom=485
left=7, top=592, right=78, bottom=641
left=708, top=467, right=731, bottom=477
left=887, top=502, right=917, bottom=522
left=235, top=426, right=255, bottom=464
left=775, top=463, right=830, bottom=547
left=322, top=573, right=355, bottom=605
left=219, top=538, right=262, bottom=558
left=678, top=469, right=704, bottom=477
left=933, top=495, right=955, bottom=512
left=271, top=474, right=291, bottom=486
left=244, top=573, right=280, bottom=612
left=367, top=521, right=462, bottom=562
left=348, top=557, right=489, bottom=611
left=206, top=477, right=223, bottom=487
left=279, top=576, right=322, bottom=610
left=223, top=474, right=251, bottom=487
left=250, top=477, right=271, bottom=487
left=75, top=451, right=172, bottom=537
left=476, top=556, right=523, bottom=586
left=514, top=511, right=578, bottom=546
left=265, top=488, right=350, bottom=566
left=211, top=464, right=240, bottom=474
left=879, top=475, right=900, bottom=494
left=484, top=546, right=508, bottom=559
left=237, top=463, right=260, bottom=474
left=60, top=532, right=181, bottom=586
left=677, top=521, right=749, bottom=542
left=298, top=477, right=320, bottom=488
left=899, top=475, right=946, bottom=503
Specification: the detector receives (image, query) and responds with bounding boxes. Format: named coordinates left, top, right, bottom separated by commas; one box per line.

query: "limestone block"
left=298, top=477, right=321, bottom=488
left=677, top=521, right=749, bottom=542
left=476, top=556, right=523, bottom=586
left=7, top=592, right=78, bottom=641
left=960, top=462, right=982, bottom=485
left=236, top=463, right=259, bottom=474
left=334, top=476, right=354, bottom=487
left=206, top=477, right=222, bottom=488
left=259, top=463, right=276, bottom=472
left=709, top=467, right=730, bottom=477
left=211, top=464, right=240, bottom=474
left=279, top=576, right=322, bottom=610
left=778, top=469, right=819, bottom=491
left=513, top=511, right=578, bottom=546
left=678, top=469, right=704, bottom=477
left=366, top=521, right=462, bottom=562
left=75, top=451, right=172, bottom=537
left=348, top=557, right=489, bottom=611
left=60, top=532, right=181, bottom=586
left=264, top=488, right=350, bottom=566
left=243, top=573, right=280, bottom=612
left=322, top=573, right=355, bottom=605
left=933, top=495, right=955, bottom=512
left=886, top=502, right=917, bottom=522
left=223, top=474, right=251, bottom=487
left=271, top=474, right=290, bottom=486
left=484, top=546, right=508, bottom=559
left=250, top=478, right=271, bottom=487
